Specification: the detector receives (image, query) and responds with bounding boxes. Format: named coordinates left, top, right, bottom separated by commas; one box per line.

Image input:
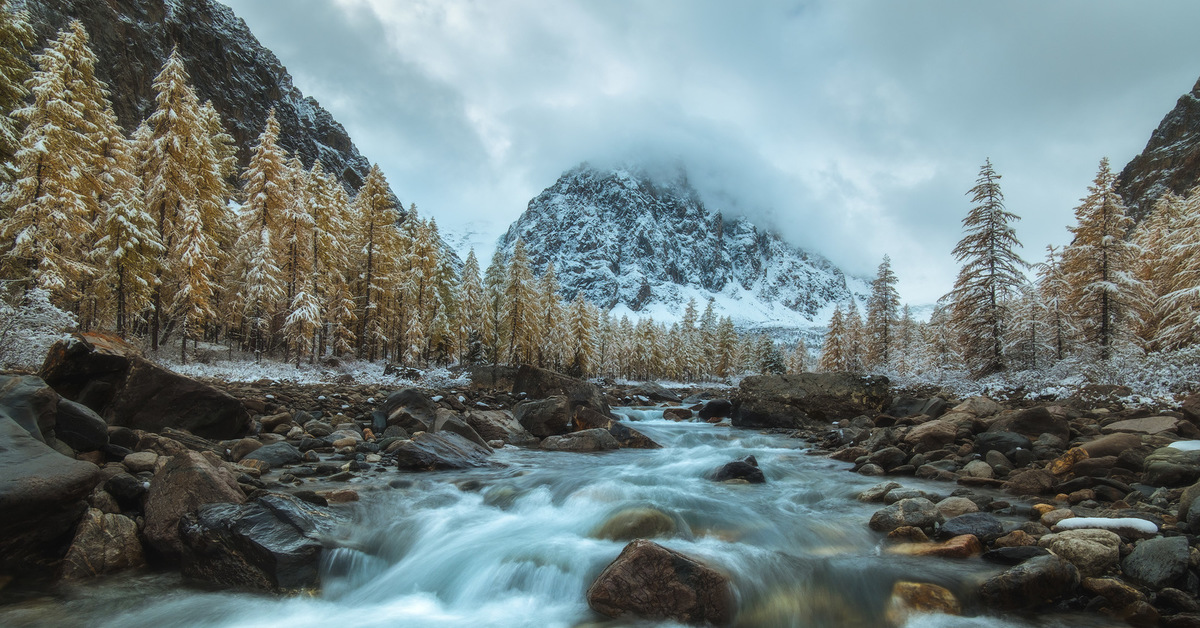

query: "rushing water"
left=0, top=410, right=1124, bottom=628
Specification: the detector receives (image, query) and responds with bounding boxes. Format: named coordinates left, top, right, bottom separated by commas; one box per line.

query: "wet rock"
left=541, top=428, right=620, bottom=452
left=960, top=460, right=994, bottom=478
left=938, top=512, right=1004, bottom=542
left=594, top=508, right=677, bottom=541
left=886, top=581, right=960, bottom=623
left=868, top=498, right=944, bottom=534
left=0, top=374, right=60, bottom=442
left=882, top=488, right=937, bottom=504
left=122, top=450, right=158, bottom=473
left=242, top=442, right=302, bottom=469
left=977, top=554, right=1080, bottom=609
left=229, top=438, right=262, bottom=462
left=104, top=472, right=147, bottom=509
left=0, top=415, right=101, bottom=575
left=698, top=399, right=733, bottom=420
left=394, top=432, right=494, bottom=470
left=710, top=456, right=765, bottom=483
left=514, top=396, right=572, bottom=437
left=936, top=496, right=979, bottom=519
left=512, top=364, right=613, bottom=418
left=626, top=383, right=681, bottom=403
left=1082, top=577, right=1146, bottom=608
left=144, top=451, right=245, bottom=559
left=663, top=408, right=693, bottom=421
left=379, top=388, right=438, bottom=433
left=1122, top=536, right=1189, bottom=589
left=464, top=409, right=538, bottom=446
left=975, top=431, right=1032, bottom=457
left=179, top=493, right=346, bottom=590
left=586, top=539, right=733, bottom=625
left=868, top=446, right=908, bottom=471
left=858, top=481, right=902, bottom=502
left=1038, top=529, right=1121, bottom=577
left=432, top=409, right=490, bottom=448
left=41, top=334, right=250, bottom=439
left=982, top=546, right=1050, bottom=565
left=574, top=407, right=661, bottom=449
left=1004, top=469, right=1056, bottom=496
left=54, top=398, right=109, bottom=452
left=731, top=373, right=890, bottom=427
left=61, top=508, right=144, bottom=578
left=303, top=420, right=333, bottom=438
left=903, top=419, right=956, bottom=452
left=887, top=534, right=982, bottom=558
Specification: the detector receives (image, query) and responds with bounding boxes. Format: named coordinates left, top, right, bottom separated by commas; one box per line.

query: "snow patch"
left=1055, top=517, right=1159, bottom=535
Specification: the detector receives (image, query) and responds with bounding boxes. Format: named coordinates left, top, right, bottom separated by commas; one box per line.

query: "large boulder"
left=432, top=408, right=490, bottom=448
left=0, top=375, right=62, bottom=443
left=868, top=498, right=944, bottom=534
left=40, top=334, right=250, bottom=440
left=1122, top=536, right=1190, bottom=589
left=0, top=416, right=101, bottom=575
left=626, top=382, right=681, bottom=403
left=378, top=388, right=438, bottom=433
left=54, top=399, right=109, bottom=452
left=710, top=456, right=766, bottom=483
left=143, top=451, right=245, bottom=560
left=514, top=396, right=571, bottom=437
left=938, top=512, right=1004, bottom=543
left=1103, top=416, right=1197, bottom=436
left=587, top=539, right=733, bottom=626
left=1080, top=433, right=1142, bottom=458
left=540, top=428, right=620, bottom=452
left=394, top=432, right=494, bottom=470
left=179, top=492, right=345, bottom=590
left=464, top=409, right=538, bottom=446
left=987, top=407, right=1070, bottom=443
left=977, top=554, right=1080, bottom=609
left=1038, top=529, right=1120, bottom=578
left=903, top=419, right=957, bottom=452
left=512, top=364, right=612, bottom=418
left=886, top=397, right=948, bottom=419
left=1144, top=446, right=1200, bottom=487
left=241, top=442, right=303, bottom=469
left=573, top=407, right=661, bottom=449
left=61, top=508, right=145, bottom=579
left=731, top=373, right=890, bottom=428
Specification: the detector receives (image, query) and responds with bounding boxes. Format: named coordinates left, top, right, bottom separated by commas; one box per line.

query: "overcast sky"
left=223, top=0, right=1200, bottom=304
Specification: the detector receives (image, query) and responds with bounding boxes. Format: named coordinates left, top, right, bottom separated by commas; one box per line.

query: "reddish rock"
left=587, top=539, right=733, bottom=626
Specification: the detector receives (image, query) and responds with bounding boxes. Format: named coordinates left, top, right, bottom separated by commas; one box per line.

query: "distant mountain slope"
left=497, top=164, right=863, bottom=327
left=1118, top=76, right=1200, bottom=221
left=18, top=0, right=376, bottom=192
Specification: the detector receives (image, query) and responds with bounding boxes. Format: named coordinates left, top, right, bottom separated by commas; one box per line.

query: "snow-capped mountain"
left=1118, top=75, right=1200, bottom=221
left=497, top=163, right=866, bottom=329
left=19, top=0, right=377, bottom=194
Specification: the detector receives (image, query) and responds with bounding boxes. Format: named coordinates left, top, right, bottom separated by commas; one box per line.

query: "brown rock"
left=144, top=451, right=245, bottom=560
left=994, top=530, right=1037, bottom=547
left=663, top=408, right=693, bottom=421
left=61, top=508, right=145, bottom=578
left=324, top=489, right=358, bottom=503
left=512, top=364, right=613, bottom=417
left=1082, top=576, right=1146, bottom=608
left=887, top=534, right=983, bottom=558
left=586, top=539, right=733, bottom=626
left=886, top=526, right=929, bottom=543
left=886, top=581, right=961, bottom=623
left=988, top=407, right=1069, bottom=442
left=1048, top=447, right=1089, bottom=476
left=731, top=372, right=890, bottom=428
left=903, top=419, right=957, bottom=452
left=1103, top=416, right=1191, bottom=436
left=1040, top=508, right=1075, bottom=527
left=1081, top=433, right=1142, bottom=458
left=1004, top=469, right=1056, bottom=496
left=952, top=397, right=1001, bottom=417
left=229, top=438, right=262, bottom=462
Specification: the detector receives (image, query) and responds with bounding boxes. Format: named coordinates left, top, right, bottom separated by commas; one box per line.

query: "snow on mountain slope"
left=497, top=163, right=867, bottom=329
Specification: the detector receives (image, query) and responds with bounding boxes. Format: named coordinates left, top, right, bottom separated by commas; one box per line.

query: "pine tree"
left=865, top=255, right=900, bottom=369
left=482, top=250, right=507, bottom=365
left=535, top=261, right=564, bottom=369
left=279, top=157, right=316, bottom=363
left=714, top=316, right=738, bottom=377
left=0, top=0, right=33, bottom=183
left=785, top=336, right=808, bottom=374
left=1035, top=245, right=1074, bottom=361
left=566, top=293, right=598, bottom=376
left=893, top=306, right=918, bottom=374
left=503, top=239, right=538, bottom=364
left=845, top=300, right=866, bottom=371
left=1003, top=282, right=1048, bottom=371
left=456, top=249, right=485, bottom=363
left=947, top=159, right=1027, bottom=375
left=306, top=161, right=354, bottom=356
left=819, top=306, right=849, bottom=371
left=1061, top=157, right=1145, bottom=360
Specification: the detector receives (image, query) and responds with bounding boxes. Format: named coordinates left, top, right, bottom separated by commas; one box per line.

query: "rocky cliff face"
left=497, top=164, right=862, bottom=327
left=1117, top=77, right=1200, bottom=221
left=17, top=0, right=374, bottom=192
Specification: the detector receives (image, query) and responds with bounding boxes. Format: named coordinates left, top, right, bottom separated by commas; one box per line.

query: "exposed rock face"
left=497, top=164, right=862, bottom=323
left=143, top=451, right=245, bottom=560
left=512, top=365, right=612, bottom=418
left=41, top=334, right=250, bottom=440
left=732, top=373, right=890, bottom=428
left=1118, top=76, right=1200, bottom=221
left=586, top=539, right=733, bottom=626
left=20, top=0, right=375, bottom=193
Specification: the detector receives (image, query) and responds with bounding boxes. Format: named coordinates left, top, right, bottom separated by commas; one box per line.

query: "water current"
left=0, top=409, right=1123, bottom=628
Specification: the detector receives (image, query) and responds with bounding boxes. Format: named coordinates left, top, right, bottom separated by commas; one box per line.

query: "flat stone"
left=1103, top=416, right=1188, bottom=435
left=1122, top=536, right=1189, bottom=589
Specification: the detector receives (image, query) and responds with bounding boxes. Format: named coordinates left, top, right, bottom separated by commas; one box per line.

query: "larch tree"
left=785, top=337, right=808, bottom=374
left=566, top=293, right=597, bottom=376
left=1061, top=157, right=1145, bottom=360
left=502, top=239, right=538, bottom=365
left=865, top=255, right=900, bottom=369
left=893, top=305, right=918, bottom=374
left=481, top=250, right=507, bottom=365
left=819, top=306, right=849, bottom=372
left=535, top=261, right=564, bottom=369
left=351, top=164, right=400, bottom=361
left=1035, top=245, right=1074, bottom=361
left=279, top=157, right=318, bottom=364
left=845, top=300, right=866, bottom=372
left=714, top=316, right=738, bottom=377
left=456, top=249, right=485, bottom=363
left=947, top=159, right=1027, bottom=376
left=1151, top=187, right=1200, bottom=351
left=0, top=0, right=33, bottom=183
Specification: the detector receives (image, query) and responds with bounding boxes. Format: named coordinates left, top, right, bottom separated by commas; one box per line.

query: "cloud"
left=223, top=0, right=1200, bottom=304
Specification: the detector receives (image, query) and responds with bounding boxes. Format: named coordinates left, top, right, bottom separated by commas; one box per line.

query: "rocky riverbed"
left=2, top=332, right=1200, bottom=627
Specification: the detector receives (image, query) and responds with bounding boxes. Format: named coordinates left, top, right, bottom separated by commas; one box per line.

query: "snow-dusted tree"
left=1061, top=157, right=1145, bottom=360
left=456, top=249, right=485, bottom=363
left=278, top=157, right=317, bottom=363
left=893, top=305, right=918, bottom=374
left=819, top=306, right=849, bottom=372
left=947, top=159, right=1027, bottom=375
left=755, top=335, right=786, bottom=375
left=713, top=316, right=738, bottom=377
left=534, top=261, right=564, bottom=369
left=865, top=255, right=900, bottom=369
left=919, top=302, right=959, bottom=373
left=698, top=298, right=717, bottom=378
left=1148, top=188, right=1200, bottom=351
left=785, top=336, right=808, bottom=374
left=1003, top=282, right=1048, bottom=371
left=482, top=250, right=507, bottom=365
left=172, top=197, right=217, bottom=361
left=1035, top=245, right=1074, bottom=361
left=503, top=239, right=538, bottom=364
left=351, top=164, right=400, bottom=361
left=233, top=110, right=289, bottom=354
left=1131, top=193, right=1182, bottom=349
left=0, top=0, right=33, bottom=182
left=566, top=293, right=598, bottom=376
left=845, top=300, right=866, bottom=372
left=306, top=161, right=354, bottom=356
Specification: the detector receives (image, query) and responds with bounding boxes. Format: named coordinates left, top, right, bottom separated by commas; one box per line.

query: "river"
left=0, top=410, right=1123, bottom=627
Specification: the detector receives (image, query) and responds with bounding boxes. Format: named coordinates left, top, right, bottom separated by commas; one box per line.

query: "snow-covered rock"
left=497, top=163, right=865, bottom=329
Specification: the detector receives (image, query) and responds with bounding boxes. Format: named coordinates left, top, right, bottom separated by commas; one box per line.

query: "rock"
left=41, top=334, right=250, bottom=439
left=977, top=554, right=1080, bottom=609
left=731, top=373, right=889, bottom=428
left=939, top=512, right=1004, bottom=542
left=512, top=364, right=612, bottom=417
left=122, top=450, right=158, bottom=473
left=975, top=431, right=1032, bottom=457
left=0, top=375, right=60, bottom=442
left=867, top=446, right=908, bottom=471
left=1103, top=416, right=1192, bottom=436
left=586, top=539, right=732, bottom=625
left=1004, top=469, right=1056, bottom=496
left=574, top=407, right=661, bottom=449
left=886, top=581, right=960, bottom=623
left=698, top=399, right=733, bottom=420
left=887, top=526, right=929, bottom=542
left=903, top=419, right=957, bottom=452
left=710, top=456, right=765, bottom=483
left=61, top=508, right=144, bottom=578
left=1122, top=536, right=1190, bottom=589
left=259, top=412, right=292, bottom=431
left=952, top=396, right=1001, bottom=417
left=626, top=382, right=681, bottom=403
left=1144, top=446, right=1200, bottom=486
left=987, top=406, right=1069, bottom=442
left=432, top=409, right=490, bottom=449
left=1082, top=577, right=1146, bottom=608
left=593, top=508, right=677, bottom=541
left=936, top=496, right=979, bottom=519
left=242, top=442, right=302, bottom=468
left=104, top=472, right=147, bottom=509
left=179, top=493, right=345, bottom=590
left=229, top=438, right=262, bottom=462
left=887, top=534, right=983, bottom=559
left=868, top=498, right=944, bottom=534
left=960, top=460, right=994, bottom=478
left=1039, top=529, right=1121, bottom=577
left=1081, top=432, right=1142, bottom=458
left=394, top=432, right=494, bottom=470
left=514, top=396, right=572, bottom=437
left=541, top=428, right=620, bottom=452
left=858, top=481, right=902, bottom=502
left=144, top=451, right=245, bottom=559
left=464, top=409, right=538, bottom=446
left=54, top=398, right=109, bottom=452
left=983, top=546, right=1050, bottom=564
left=303, top=420, right=333, bottom=438
left=1040, top=508, right=1074, bottom=527
left=886, top=397, right=948, bottom=419
left=0, top=416, right=101, bottom=575
left=379, top=388, right=438, bottom=433
left=1046, top=447, right=1088, bottom=476
left=663, top=408, right=693, bottom=421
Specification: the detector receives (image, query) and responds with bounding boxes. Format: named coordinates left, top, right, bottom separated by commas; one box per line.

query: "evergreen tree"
left=893, top=305, right=918, bottom=374
left=279, top=158, right=317, bottom=363
left=714, top=316, right=738, bottom=377
left=351, top=164, right=399, bottom=361
left=1061, top=157, right=1145, bottom=360
left=0, top=0, right=32, bottom=182
left=502, top=239, right=538, bottom=364
left=535, top=261, right=564, bottom=369
left=1143, top=188, right=1200, bottom=351
left=1035, top=245, right=1074, bottom=361
left=566, top=293, right=598, bottom=376
left=785, top=337, right=808, bottom=374
left=845, top=300, right=866, bottom=371
left=947, top=159, right=1026, bottom=375
left=819, top=306, right=849, bottom=371
left=865, top=255, right=900, bottom=369
left=456, top=249, right=485, bottom=363
left=482, top=250, right=507, bottom=365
